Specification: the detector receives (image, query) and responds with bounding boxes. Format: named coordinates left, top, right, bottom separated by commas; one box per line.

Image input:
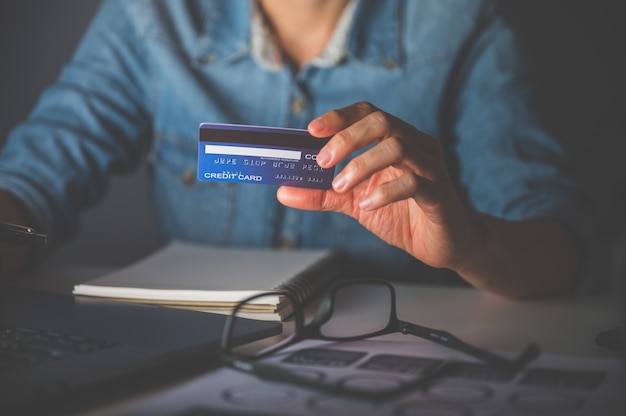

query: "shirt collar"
left=193, top=0, right=403, bottom=71
left=250, top=0, right=358, bottom=71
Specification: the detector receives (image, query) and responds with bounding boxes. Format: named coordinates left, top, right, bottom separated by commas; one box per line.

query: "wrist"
left=451, top=214, right=578, bottom=298
left=450, top=212, right=495, bottom=287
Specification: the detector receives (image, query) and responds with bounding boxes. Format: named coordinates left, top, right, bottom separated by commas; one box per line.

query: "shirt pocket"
left=147, top=132, right=237, bottom=244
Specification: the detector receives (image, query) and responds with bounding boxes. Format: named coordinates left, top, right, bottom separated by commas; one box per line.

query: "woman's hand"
left=277, top=102, right=577, bottom=298
left=277, top=102, right=481, bottom=271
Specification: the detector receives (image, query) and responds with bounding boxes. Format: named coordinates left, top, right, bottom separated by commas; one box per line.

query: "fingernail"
left=332, top=174, right=348, bottom=192
left=359, top=196, right=373, bottom=210
left=316, top=148, right=331, bottom=166
left=308, top=117, right=326, bottom=133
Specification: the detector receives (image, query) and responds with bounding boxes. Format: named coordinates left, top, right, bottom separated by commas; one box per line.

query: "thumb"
left=276, top=186, right=346, bottom=212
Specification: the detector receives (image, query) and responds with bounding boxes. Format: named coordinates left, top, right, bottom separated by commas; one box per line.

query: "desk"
left=79, top=282, right=623, bottom=416
left=393, top=284, right=621, bottom=358
left=12, top=264, right=626, bottom=415
left=15, top=264, right=622, bottom=358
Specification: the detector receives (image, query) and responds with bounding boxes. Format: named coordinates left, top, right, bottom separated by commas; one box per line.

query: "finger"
left=308, top=101, right=380, bottom=137
left=332, top=135, right=441, bottom=193
left=316, top=109, right=409, bottom=170
left=310, top=102, right=389, bottom=168
left=276, top=186, right=347, bottom=213
left=359, top=173, right=440, bottom=211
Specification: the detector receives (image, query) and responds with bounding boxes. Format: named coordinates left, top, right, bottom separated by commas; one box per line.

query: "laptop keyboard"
left=0, top=325, right=119, bottom=373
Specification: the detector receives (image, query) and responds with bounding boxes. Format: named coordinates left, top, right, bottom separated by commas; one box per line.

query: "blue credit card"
left=198, top=123, right=334, bottom=189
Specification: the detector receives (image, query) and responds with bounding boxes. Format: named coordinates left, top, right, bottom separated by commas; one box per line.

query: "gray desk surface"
left=393, top=283, right=621, bottom=358
left=13, top=262, right=622, bottom=360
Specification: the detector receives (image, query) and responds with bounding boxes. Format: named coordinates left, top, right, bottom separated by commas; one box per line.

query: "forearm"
left=0, top=191, right=37, bottom=279
left=456, top=213, right=579, bottom=299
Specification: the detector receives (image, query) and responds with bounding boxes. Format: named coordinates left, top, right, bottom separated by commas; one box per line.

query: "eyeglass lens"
left=319, top=282, right=393, bottom=338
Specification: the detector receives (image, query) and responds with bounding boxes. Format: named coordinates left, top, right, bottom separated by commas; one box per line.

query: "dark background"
left=0, top=0, right=624, bottom=269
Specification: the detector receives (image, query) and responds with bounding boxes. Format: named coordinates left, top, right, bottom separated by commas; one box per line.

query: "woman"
left=0, top=0, right=591, bottom=297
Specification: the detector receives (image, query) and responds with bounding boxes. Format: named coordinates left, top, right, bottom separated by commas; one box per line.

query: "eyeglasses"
left=220, top=279, right=540, bottom=400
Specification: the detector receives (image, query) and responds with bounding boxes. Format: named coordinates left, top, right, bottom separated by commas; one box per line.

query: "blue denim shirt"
left=0, top=0, right=591, bottom=281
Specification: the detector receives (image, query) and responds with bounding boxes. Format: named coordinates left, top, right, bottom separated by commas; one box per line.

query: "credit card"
left=198, top=123, right=334, bottom=189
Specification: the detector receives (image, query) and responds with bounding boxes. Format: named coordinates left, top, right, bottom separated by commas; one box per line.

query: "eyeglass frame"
left=220, top=279, right=541, bottom=400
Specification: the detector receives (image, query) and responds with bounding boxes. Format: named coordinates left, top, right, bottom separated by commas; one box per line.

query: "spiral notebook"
left=73, top=241, right=346, bottom=318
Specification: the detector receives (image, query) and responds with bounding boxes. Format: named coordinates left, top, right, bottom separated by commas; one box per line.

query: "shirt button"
left=197, top=53, right=216, bottom=65
left=182, top=168, right=196, bottom=186
left=279, top=237, right=294, bottom=249
left=291, top=98, right=305, bottom=115
left=384, top=57, right=397, bottom=69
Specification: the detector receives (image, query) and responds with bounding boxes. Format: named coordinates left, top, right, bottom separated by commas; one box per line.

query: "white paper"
left=89, top=335, right=626, bottom=416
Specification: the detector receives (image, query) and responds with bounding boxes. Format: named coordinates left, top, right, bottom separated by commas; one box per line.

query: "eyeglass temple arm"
left=398, top=321, right=540, bottom=371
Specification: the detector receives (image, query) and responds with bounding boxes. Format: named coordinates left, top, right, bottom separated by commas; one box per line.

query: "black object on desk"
left=0, top=222, right=47, bottom=246
left=0, top=286, right=281, bottom=414
left=0, top=222, right=47, bottom=274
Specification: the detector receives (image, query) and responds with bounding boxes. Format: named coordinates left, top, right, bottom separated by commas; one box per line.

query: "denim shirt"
left=0, top=0, right=591, bottom=281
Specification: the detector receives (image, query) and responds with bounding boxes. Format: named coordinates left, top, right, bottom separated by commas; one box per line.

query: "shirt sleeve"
left=448, top=4, right=603, bottom=292
left=0, top=0, right=151, bottom=243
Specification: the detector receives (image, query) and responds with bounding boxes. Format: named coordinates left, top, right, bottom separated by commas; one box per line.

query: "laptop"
left=0, top=285, right=281, bottom=413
